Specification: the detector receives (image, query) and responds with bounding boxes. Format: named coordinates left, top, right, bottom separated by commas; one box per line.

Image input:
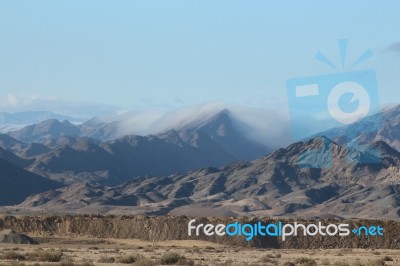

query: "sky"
left=0, top=1, right=399, bottom=117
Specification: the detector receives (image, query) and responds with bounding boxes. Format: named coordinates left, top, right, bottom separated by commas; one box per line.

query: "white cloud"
left=0, top=94, right=351, bottom=148
left=97, top=102, right=292, bottom=148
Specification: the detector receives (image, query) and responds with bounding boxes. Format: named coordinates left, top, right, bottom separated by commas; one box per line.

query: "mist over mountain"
left=7, top=103, right=291, bottom=149
left=0, top=111, right=84, bottom=124
left=1, top=110, right=270, bottom=185
left=7, top=108, right=272, bottom=157
left=178, top=110, right=269, bottom=161
left=2, top=104, right=400, bottom=219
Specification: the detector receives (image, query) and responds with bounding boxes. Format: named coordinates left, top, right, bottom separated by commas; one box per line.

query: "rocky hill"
left=319, top=104, right=400, bottom=151
left=11, top=136, right=400, bottom=219
left=0, top=215, right=398, bottom=249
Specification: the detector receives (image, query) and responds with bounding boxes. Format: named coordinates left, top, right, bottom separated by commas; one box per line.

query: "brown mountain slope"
left=14, top=136, right=400, bottom=219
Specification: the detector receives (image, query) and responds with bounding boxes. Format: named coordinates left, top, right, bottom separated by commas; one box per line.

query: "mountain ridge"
left=0, top=158, right=63, bottom=205
left=318, top=104, right=400, bottom=151
left=11, top=135, right=400, bottom=219
left=3, top=105, right=400, bottom=219
left=1, top=111, right=268, bottom=185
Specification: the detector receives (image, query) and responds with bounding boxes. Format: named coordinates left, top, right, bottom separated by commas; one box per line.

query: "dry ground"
left=0, top=235, right=399, bottom=266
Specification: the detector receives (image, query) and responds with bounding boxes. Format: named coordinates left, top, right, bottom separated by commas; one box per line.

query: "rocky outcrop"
left=0, top=229, right=37, bottom=244
left=0, top=215, right=398, bottom=249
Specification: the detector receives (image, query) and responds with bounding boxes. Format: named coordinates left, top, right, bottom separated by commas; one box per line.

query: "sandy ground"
left=0, top=235, right=399, bottom=265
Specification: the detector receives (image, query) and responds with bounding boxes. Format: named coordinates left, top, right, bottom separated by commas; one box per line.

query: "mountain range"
left=0, top=111, right=86, bottom=133
left=1, top=105, right=400, bottom=219
left=0, top=110, right=270, bottom=185
left=14, top=135, right=400, bottom=219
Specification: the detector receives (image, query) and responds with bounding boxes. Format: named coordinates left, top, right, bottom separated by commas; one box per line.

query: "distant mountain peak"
left=209, top=108, right=230, bottom=119
left=383, top=103, right=400, bottom=115
left=8, top=118, right=80, bottom=143
left=198, top=109, right=231, bottom=127
left=0, top=111, right=86, bottom=128
left=29, top=119, right=66, bottom=128
left=266, top=135, right=385, bottom=169
left=304, top=135, right=336, bottom=145
left=280, top=136, right=337, bottom=158
left=317, top=103, right=400, bottom=151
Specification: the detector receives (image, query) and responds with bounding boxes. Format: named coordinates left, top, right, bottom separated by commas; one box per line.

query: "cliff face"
left=0, top=215, right=398, bottom=249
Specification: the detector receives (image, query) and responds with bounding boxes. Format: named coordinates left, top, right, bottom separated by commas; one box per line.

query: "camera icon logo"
left=286, top=40, right=381, bottom=168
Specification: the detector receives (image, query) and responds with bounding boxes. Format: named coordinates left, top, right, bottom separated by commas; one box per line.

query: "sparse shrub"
left=177, top=257, right=195, bottom=266
left=294, top=257, right=317, bottom=266
left=214, top=259, right=233, bottom=266
left=282, top=262, right=295, bottom=266
left=160, top=252, right=184, bottom=265
left=119, top=254, right=142, bottom=264
left=62, top=262, right=93, bottom=266
left=260, top=255, right=275, bottom=263
left=372, top=251, right=381, bottom=255
left=383, top=256, right=393, bottom=261
left=333, top=262, right=349, bottom=266
left=321, top=258, right=330, bottom=265
left=98, top=256, right=116, bottom=263
left=367, top=258, right=386, bottom=266
left=36, top=251, right=63, bottom=262
left=2, top=251, right=26, bottom=260
left=261, top=253, right=281, bottom=261
left=81, top=261, right=95, bottom=266
left=134, top=257, right=156, bottom=266
left=60, top=260, right=75, bottom=266
left=26, top=252, right=37, bottom=261
left=190, top=247, right=202, bottom=254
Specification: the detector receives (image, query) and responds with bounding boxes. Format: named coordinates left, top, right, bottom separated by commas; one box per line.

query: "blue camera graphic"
left=286, top=40, right=381, bottom=168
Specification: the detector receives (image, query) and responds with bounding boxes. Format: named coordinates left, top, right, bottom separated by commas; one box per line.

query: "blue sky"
left=0, top=1, right=399, bottom=114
